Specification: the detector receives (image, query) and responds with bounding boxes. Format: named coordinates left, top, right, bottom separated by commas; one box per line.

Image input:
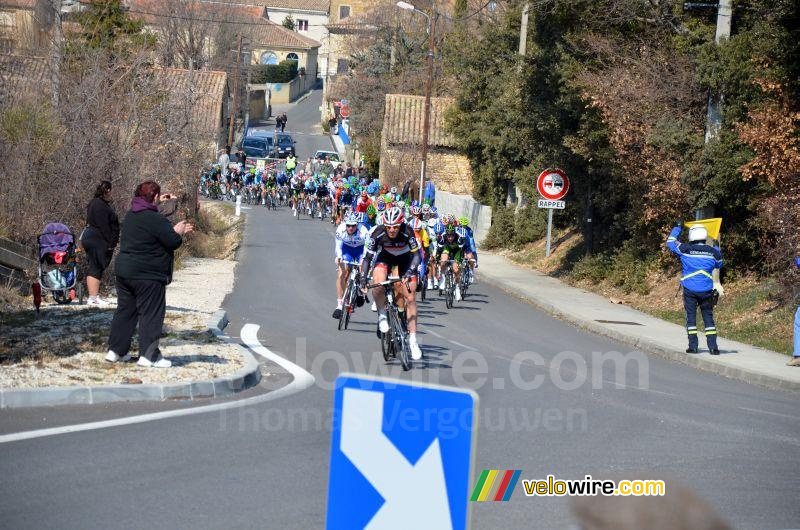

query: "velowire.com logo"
left=470, top=470, right=522, bottom=502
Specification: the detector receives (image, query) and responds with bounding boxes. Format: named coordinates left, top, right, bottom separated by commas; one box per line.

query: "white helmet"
left=688, top=225, right=708, bottom=242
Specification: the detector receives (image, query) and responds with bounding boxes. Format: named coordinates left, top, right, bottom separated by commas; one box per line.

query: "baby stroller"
left=33, top=222, right=84, bottom=308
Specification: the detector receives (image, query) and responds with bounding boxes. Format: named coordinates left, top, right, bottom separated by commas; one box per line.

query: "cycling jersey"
left=362, top=223, right=421, bottom=277
left=355, top=197, right=371, bottom=213
left=437, top=231, right=467, bottom=261
left=336, top=223, right=370, bottom=264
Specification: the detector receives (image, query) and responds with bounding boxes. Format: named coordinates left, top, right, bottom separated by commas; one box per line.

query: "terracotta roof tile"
left=382, top=93, right=455, bottom=148
left=0, top=53, right=51, bottom=106
left=126, top=0, right=320, bottom=49
left=204, top=0, right=329, bottom=14
left=152, top=67, right=228, bottom=139
left=249, top=17, right=321, bottom=48
left=0, top=0, right=39, bottom=9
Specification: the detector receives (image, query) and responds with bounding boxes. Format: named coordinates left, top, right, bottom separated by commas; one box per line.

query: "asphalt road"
left=1, top=89, right=798, bottom=530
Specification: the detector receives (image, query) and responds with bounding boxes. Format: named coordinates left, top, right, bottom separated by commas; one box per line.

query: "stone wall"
left=379, top=146, right=473, bottom=195
left=435, top=191, right=492, bottom=245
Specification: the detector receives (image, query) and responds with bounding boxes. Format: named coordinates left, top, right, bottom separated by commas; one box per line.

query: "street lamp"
left=396, top=1, right=435, bottom=205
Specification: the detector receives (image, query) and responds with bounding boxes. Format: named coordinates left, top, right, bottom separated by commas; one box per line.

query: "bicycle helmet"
left=442, top=213, right=455, bottom=226
left=458, top=216, right=470, bottom=228
left=383, top=206, right=404, bottom=227
left=410, top=205, right=421, bottom=216
left=421, top=204, right=431, bottom=214
left=366, top=203, right=377, bottom=216
left=445, top=223, right=456, bottom=233
left=390, top=186, right=398, bottom=195
left=344, top=212, right=359, bottom=226
left=409, top=218, right=424, bottom=231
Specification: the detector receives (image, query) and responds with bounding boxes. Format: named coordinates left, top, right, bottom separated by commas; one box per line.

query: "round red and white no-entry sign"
left=536, top=168, right=570, bottom=201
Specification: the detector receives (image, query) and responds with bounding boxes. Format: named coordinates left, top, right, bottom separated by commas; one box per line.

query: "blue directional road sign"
left=326, top=373, right=479, bottom=530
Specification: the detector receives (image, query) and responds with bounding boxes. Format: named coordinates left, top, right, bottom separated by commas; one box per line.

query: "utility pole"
left=518, top=2, right=529, bottom=57
left=49, top=0, right=62, bottom=109
left=228, top=34, right=242, bottom=147
left=418, top=11, right=435, bottom=204
left=698, top=0, right=732, bottom=221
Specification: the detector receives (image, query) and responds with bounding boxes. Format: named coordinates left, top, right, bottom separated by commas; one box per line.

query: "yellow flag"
left=684, top=218, right=723, bottom=239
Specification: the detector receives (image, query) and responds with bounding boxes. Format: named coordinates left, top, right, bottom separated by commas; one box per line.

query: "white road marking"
left=426, top=329, right=444, bottom=339
left=0, top=324, right=314, bottom=445
left=601, top=379, right=677, bottom=397
left=738, top=406, right=800, bottom=421
left=448, top=339, right=475, bottom=350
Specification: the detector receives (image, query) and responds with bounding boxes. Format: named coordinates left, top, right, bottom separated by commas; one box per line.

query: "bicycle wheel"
left=381, top=327, right=393, bottom=361
left=344, top=279, right=357, bottom=330
left=392, top=311, right=411, bottom=371
left=445, top=274, right=454, bottom=309
left=338, top=283, right=349, bottom=331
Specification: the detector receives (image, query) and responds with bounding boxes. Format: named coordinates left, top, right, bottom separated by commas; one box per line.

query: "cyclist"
left=436, top=215, right=468, bottom=301
left=315, top=177, right=329, bottom=218
left=334, top=212, right=370, bottom=319
left=355, top=190, right=372, bottom=213
left=360, top=206, right=423, bottom=360
left=290, top=173, right=303, bottom=215
left=456, top=216, right=478, bottom=283
left=362, top=205, right=378, bottom=231
left=409, top=215, right=430, bottom=292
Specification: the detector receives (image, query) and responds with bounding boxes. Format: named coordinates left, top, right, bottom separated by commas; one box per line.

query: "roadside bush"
left=511, top=205, right=547, bottom=248
left=570, top=253, right=612, bottom=284
left=606, top=243, right=653, bottom=295
left=251, top=60, right=298, bottom=84
left=483, top=205, right=515, bottom=249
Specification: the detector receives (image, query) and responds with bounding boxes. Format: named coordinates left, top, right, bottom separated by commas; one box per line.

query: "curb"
left=0, top=310, right=262, bottom=409
left=479, top=274, right=800, bottom=394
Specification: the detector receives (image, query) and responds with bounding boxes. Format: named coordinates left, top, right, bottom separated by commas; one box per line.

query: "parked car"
left=242, top=137, right=273, bottom=163
left=275, top=133, right=295, bottom=159
left=313, top=150, right=342, bottom=168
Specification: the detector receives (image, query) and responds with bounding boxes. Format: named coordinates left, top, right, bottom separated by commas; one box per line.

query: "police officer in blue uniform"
left=666, top=224, right=723, bottom=355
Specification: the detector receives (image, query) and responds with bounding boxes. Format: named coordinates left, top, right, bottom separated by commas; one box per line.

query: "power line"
left=73, top=0, right=374, bottom=29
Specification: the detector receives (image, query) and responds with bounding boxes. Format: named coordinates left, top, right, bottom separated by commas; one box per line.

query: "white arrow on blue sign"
left=326, top=374, right=479, bottom=530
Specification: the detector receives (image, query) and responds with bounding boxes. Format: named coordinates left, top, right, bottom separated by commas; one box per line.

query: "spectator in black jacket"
left=81, top=180, right=120, bottom=307
left=105, top=181, right=193, bottom=368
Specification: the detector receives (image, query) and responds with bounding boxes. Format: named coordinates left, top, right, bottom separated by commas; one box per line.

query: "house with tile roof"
left=0, top=52, right=50, bottom=106
left=0, top=0, right=53, bottom=53
left=127, top=0, right=320, bottom=101
left=206, top=0, right=331, bottom=74
left=152, top=67, right=229, bottom=156
left=380, top=93, right=473, bottom=195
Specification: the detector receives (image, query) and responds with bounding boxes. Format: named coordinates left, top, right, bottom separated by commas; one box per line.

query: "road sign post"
left=326, top=373, right=478, bottom=530
left=536, top=168, right=570, bottom=257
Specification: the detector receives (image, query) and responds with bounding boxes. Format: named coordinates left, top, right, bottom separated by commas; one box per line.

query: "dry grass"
left=181, top=200, right=243, bottom=261
left=502, top=231, right=795, bottom=356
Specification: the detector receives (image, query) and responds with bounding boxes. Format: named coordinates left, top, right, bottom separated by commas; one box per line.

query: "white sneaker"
left=371, top=301, right=377, bottom=312
left=293, top=208, right=297, bottom=216
left=409, top=335, right=422, bottom=360
left=87, top=296, right=113, bottom=307
left=455, top=286, right=462, bottom=301
left=137, top=356, right=172, bottom=368
left=427, top=278, right=434, bottom=290
left=378, top=313, right=389, bottom=333
left=105, top=351, right=131, bottom=363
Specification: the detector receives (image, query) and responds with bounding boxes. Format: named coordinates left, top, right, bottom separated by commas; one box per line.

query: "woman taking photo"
left=105, top=181, right=193, bottom=368
left=81, top=180, right=120, bottom=306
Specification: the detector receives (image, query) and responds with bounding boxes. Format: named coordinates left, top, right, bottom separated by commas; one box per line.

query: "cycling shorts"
left=341, top=244, right=364, bottom=265
left=373, top=251, right=414, bottom=278
left=437, top=245, right=464, bottom=263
